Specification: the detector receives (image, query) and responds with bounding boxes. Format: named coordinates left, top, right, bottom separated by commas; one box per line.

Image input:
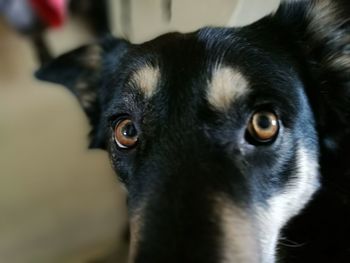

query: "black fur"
left=36, top=0, right=350, bottom=262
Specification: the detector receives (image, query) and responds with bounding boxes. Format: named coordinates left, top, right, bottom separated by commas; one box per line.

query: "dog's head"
left=36, top=0, right=350, bottom=262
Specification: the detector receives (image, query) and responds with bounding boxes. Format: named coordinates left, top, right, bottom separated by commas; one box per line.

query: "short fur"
left=36, top=0, right=350, bottom=262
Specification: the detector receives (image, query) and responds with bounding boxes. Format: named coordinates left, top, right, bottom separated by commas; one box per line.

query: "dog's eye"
left=114, top=119, right=138, bottom=149
left=247, top=111, right=279, bottom=142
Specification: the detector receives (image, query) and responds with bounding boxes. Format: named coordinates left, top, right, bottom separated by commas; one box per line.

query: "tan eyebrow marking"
left=129, top=65, right=160, bottom=98
left=207, top=66, right=249, bottom=111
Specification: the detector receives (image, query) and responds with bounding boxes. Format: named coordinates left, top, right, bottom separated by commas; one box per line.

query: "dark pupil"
left=257, top=115, right=271, bottom=130
left=122, top=122, right=137, bottom=138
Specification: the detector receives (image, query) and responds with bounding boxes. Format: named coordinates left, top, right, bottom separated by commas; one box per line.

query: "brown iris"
left=248, top=111, right=279, bottom=142
left=114, top=119, right=138, bottom=149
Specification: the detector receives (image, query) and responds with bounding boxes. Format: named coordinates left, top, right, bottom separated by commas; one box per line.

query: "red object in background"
left=29, top=0, right=67, bottom=28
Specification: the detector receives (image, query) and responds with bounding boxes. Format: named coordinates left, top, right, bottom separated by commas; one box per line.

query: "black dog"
left=36, top=0, right=350, bottom=262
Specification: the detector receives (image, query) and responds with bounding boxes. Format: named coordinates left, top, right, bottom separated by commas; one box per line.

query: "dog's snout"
left=127, top=178, right=262, bottom=263
left=214, top=195, right=260, bottom=263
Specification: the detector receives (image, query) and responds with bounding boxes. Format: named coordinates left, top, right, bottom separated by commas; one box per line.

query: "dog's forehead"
left=126, top=63, right=249, bottom=108
left=124, top=30, right=252, bottom=100
left=111, top=29, right=301, bottom=117
left=135, top=30, right=241, bottom=67
left=127, top=28, right=291, bottom=87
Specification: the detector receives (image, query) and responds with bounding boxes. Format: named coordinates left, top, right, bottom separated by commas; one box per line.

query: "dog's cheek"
left=107, top=136, right=131, bottom=186
left=254, top=144, right=320, bottom=260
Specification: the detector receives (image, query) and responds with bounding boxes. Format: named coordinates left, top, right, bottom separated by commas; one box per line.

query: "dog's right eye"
left=114, top=118, right=139, bottom=149
left=247, top=111, right=279, bottom=143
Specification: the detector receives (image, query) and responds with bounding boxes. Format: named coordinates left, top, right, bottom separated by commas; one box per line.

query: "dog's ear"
left=275, top=0, right=350, bottom=143
left=35, top=37, right=129, bottom=149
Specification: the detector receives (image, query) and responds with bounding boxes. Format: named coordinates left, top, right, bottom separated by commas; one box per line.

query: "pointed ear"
left=35, top=37, right=130, bottom=149
left=276, top=0, right=350, bottom=137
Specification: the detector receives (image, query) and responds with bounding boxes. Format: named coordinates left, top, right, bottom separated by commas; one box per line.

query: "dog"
left=35, top=0, right=350, bottom=262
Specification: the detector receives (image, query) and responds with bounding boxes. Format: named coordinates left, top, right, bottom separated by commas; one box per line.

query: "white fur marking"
left=207, top=67, right=249, bottom=111
left=215, top=195, right=260, bottom=263
left=130, top=65, right=160, bottom=98
left=255, top=145, right=320, bottom=262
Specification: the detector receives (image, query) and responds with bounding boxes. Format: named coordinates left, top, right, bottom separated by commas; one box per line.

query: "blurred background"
left=0, top=0, right=279, bottom=262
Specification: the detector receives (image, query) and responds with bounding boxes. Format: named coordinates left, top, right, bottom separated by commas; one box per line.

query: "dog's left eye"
left=114, top=118, right=139, bottom=149
left=247, top=111, right=279, bottom=143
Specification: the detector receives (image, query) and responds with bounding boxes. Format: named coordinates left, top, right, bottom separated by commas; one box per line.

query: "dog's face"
left=36, top=0, right=350, bottom=262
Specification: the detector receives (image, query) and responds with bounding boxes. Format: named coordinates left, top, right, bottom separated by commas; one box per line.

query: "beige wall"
left=0, top=20, right=127, bottom=263
left=0, top=1, right=279, bottom=262
left=111, top=0, right=279, bottom=42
